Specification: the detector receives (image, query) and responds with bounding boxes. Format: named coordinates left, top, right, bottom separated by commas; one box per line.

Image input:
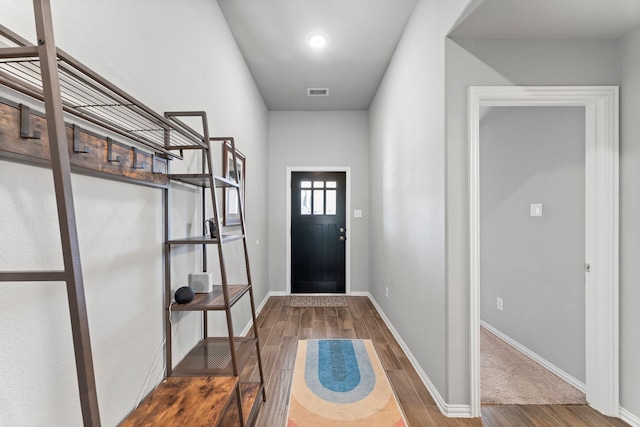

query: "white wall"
left=619, top=23, right=640, bottom=420
left=0, top=162, right=163, bottom=427
left=268, top=111, right=369, bottom=293
left=480, top=106, right=586, bottom=383
left=0, top=1, right=268, bottom=425
left=445, top=38, right=620, bottom=406
left=368, top=0, right=471, bottom=404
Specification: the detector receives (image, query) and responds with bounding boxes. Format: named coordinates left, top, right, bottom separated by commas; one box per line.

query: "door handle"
left=340, top=227, right=346, bottom=233
left=339, top=236, right=346, bottom=241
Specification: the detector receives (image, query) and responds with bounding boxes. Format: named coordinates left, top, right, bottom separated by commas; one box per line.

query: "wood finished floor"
left=244, top=296, right=629, bottom=427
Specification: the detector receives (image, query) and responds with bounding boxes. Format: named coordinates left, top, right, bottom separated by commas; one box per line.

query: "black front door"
left=291, top=171, right=346, bottom=293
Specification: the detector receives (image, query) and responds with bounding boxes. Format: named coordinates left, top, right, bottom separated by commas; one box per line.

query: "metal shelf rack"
left=0, top=24, right=204, bottom=158
left=161, top=112, right=266, bottom=427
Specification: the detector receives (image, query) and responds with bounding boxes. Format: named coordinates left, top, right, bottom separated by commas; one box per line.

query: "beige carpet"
left=481, top=327, right=586, bottom=405
left=290, top=295, right=348, bottom=307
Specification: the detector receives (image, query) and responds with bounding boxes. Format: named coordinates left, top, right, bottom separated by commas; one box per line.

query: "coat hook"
left=132, top=147, right=144, bottom=169
left=19, top=104, right=41, bottom=140
left=107, top=138, right=121, bottom=163
left=151, top=154, right=162, bottom=174
left=72, top=125, right=90, bottom=154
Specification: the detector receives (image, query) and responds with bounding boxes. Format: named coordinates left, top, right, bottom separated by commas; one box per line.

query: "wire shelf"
left=0, top=29, right=207, bottom=159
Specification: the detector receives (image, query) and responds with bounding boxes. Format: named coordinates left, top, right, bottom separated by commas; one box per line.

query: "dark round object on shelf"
left=175, top=286, right=195, bottom=304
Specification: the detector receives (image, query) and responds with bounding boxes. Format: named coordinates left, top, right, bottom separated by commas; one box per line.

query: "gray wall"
left=268, top=111, right=370, bottom=293
left=445, top=38, right=621, bottom=406
left=369, top=0, right=471, bottom=402
left=0, top=1, right=268, bottom=425
left=620, top=23, right=640, bottom=418
left=480, top=106, right=586, bottom=383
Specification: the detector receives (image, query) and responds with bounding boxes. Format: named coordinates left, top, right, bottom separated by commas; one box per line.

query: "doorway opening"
left=286, top=167, right=351, bottom=294
left=478, top=105, right=587, bottom=406
left=469, top=86, right=619, bottom=418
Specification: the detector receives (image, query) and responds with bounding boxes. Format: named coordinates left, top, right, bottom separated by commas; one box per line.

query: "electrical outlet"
left=497, top=297, right=503, bottom=311
left=385, top=287, right=389, bottom=300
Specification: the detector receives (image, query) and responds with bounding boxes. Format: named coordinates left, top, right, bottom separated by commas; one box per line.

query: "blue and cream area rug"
left=287, top=339, right=408, bottom=427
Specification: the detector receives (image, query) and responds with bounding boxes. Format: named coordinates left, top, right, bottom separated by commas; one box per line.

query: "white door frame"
left=469, top=86, right=619, bottom=417
left=286, top=166, right=351, bottom=295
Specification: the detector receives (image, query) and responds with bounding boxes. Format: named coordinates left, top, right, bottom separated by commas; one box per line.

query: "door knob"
left=340, top=227, right=346, bottom=233
left=339, top=236, right=346, bottom=241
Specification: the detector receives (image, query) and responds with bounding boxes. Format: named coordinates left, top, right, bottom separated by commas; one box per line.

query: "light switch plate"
left=530, top=203, right=543, bottom=217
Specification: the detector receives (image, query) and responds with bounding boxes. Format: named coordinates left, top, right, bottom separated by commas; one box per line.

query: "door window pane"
left=314, top=181, right=324, bottom=188
left=301, top=190, right=312, bottom=215
left=326, top=181, right=337, bottom=188
left=301, top=181, right=312, bottom=188
left=326, top=190, right=336, bottom=215
left=313, top=190, right=324, bottom=215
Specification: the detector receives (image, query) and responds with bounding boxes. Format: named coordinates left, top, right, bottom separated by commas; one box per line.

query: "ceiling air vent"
left=307, top=88, right=329, bottom=96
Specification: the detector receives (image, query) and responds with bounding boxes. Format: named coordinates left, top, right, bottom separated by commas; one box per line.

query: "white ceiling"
left=218, top=0, right=640, bottom=111
left=217, top=0, right=416, bottom=111
left=450, top=0, right=640, bottom=39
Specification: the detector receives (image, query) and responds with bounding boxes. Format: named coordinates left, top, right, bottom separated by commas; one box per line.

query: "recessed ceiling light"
left=308, top=34, right=327, bottom=48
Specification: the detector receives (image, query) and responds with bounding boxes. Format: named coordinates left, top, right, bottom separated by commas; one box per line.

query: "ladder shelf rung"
left=0, top=46, right=39, bottom=59
left=169, top=173, right=240, bottom=188
left=168, top=234, right=245, bottom=245
left=214, top=175, right=240, bottom=188
left=0, top=270, right=66, bottom=282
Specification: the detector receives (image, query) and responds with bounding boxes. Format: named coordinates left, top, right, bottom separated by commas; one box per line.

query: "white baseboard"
left=240, top=291, right=281, bottom=336
left=350, top=291, right=370, bottom=296
left=365, top=293, right=472, bottom=418
left=445, top=405, right=474, bottom=418
left=255, top=292, right=274, bottom=313
left=621, top=407, right=640, bottom=427
left=480, top=320, right=586, bottom=393
left=270, top=291, right=288, bottom=297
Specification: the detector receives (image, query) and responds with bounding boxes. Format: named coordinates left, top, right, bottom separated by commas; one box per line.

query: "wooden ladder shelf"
left=122, top=113, right=266, bottom=426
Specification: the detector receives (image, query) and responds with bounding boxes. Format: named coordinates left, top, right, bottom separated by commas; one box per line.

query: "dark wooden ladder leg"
left=33, top=1, right=101, bottom=425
